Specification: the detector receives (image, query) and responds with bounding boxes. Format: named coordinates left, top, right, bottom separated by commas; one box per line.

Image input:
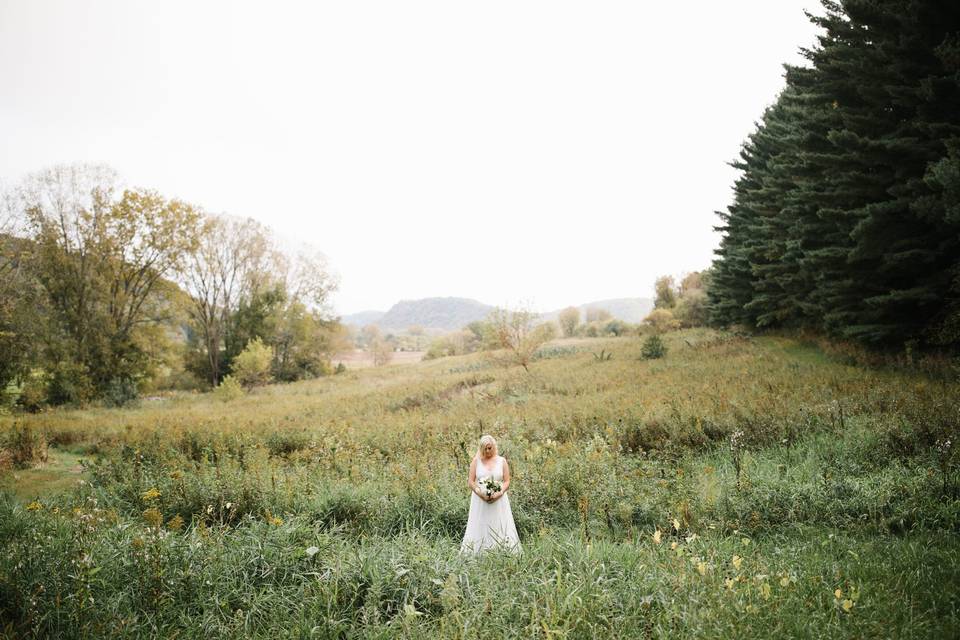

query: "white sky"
left=0, top=1, right=822, bottom=315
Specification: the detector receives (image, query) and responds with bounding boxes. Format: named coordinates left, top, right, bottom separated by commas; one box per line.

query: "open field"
left=335, top=350, right=426, bottom=370
left=1, top=330, right=958, bottom=638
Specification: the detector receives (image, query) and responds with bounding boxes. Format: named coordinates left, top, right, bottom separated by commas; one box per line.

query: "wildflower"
left=670, top=541, right=678, bottom=551
left=685, top=533, right=698, bottom=543
left=26, top=501, right=43, bottom=511
left=724, top=577, right=736, bottom=590
left=760, top=583, right=771, bottom=599
left=167, top=514, right=185, bottom=532
left=169, top=470, right=183, bottom=480
left=780, top=576, right=791, bottom=587
left=652, top=529, right=662, bottom=545
left=741, top=537, right=751, bottom=546
left=842, top=599, right=854, bottom=612
left=143, top=507, right=163, bottom=528
left=672, top=518, right=681, bottom=532
left=834, top=588, right=843, bottom=600
left=141, top=488, right=161, bottom=501
left=131, top=537, right=145, bottom=550
left=697, top=561, right=707, bottom=576
left=732, top=555, right=743, bottom=571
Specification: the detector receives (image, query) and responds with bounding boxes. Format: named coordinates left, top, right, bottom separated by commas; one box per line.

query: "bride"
left=461, top=434, right=521, bottom=554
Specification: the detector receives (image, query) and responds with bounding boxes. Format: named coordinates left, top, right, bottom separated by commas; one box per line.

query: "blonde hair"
left=476, top=434, right=498, bottom=459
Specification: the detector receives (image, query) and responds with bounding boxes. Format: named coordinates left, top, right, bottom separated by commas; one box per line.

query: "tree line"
left=0, top=164, right=347, bottom=409
left=708, top=0, right=960, bottom=349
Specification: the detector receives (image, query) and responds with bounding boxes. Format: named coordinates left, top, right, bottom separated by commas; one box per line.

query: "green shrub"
left=16, top=376, right=47, bottom=412
left=641, top=335, right=666, bottom=359
left=214, top=375, right=244, bottom=401
left=103, top=377, right=139, bottom=408
left=46, top=360, right=95, bottom=406
left=232, top=337, right=273, bottom=388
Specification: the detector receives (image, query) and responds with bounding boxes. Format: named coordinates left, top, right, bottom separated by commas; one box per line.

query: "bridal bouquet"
left=478, top=476, right=502, bottom=498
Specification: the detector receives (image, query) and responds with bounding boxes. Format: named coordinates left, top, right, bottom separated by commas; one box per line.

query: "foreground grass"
left=3, top=497, right=957, bottom=639
left=1, top=330, right=958, bottom=638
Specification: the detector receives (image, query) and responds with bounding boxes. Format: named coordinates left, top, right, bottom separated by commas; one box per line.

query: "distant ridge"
left=541, top=297, right=654, bottom=324
left=341, top=295, right=653, bottom=332
left=342, top=297, right=494, bottom=332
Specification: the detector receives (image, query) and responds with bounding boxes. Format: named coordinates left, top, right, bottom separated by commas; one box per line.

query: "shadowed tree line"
left=708, top=0, right=960, bottom=350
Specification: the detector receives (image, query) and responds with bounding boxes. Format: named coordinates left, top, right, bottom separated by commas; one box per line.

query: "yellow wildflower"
left=732, top=555, right=743, bottom=571
left=724, top=577, right=736, bottom=590
left=697, top=561, right=707, bottom=576
left=761, top=583, right=771, bottom=599
left=143, top=507, right=163, bottom=528
left=26, top=501, right=43, bottom=511
left=670, top=542, right=678, bottom=550
left=672, top=518, right=681, bottom=532
left=780, top=576, right=791, bottom=587
left=652, top=529, right=662, bottom=545
left=141, top=488, right=161, bottom=501
left=834, top=588, right=843, bottom=600
left=842, top=599, right=854, bottom=613
left=167, top=514, right=185, bottom=532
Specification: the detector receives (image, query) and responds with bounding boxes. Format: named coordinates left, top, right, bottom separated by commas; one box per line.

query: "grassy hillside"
left=1, top=330, right=958, bottom=638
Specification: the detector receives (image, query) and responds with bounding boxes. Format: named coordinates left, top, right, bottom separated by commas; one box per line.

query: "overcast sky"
left=0, top=1, right=823, bottom=315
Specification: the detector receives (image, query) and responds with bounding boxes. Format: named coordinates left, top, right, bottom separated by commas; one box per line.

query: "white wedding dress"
left=460, top=455, right=521, bottom=554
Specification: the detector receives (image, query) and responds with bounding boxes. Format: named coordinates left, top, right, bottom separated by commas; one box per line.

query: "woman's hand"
left=490, top=491, right=503, bottom=502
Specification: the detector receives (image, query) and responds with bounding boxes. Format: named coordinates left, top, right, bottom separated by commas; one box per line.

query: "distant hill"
left=339, top=310, right=386, bottom=327
left=342, top=297, right=494, bottom=332
left=342, top=296, right=653, bottom=332
left=541, top=297, right=654, bottom=324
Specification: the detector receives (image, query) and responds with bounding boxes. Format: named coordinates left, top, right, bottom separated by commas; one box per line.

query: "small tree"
left=231, top=337, right=273, bottom=388
left=369, top=336, right=393, bottom=366
left=654, top=276, right=678, bottom=310
left=558, top=306, right=581, bottom=337
left=485, top=307, right=554, bottom=372
left=641, top=334, right=667, bottom=359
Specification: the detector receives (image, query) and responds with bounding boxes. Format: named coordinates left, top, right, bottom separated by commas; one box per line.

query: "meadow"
left=1, top=329, right=958, bottom=638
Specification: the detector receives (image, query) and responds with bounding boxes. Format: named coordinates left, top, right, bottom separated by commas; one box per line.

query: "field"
left=335, top=350, right=426, bottom=370
left=1, top=330, right=958, bottom=638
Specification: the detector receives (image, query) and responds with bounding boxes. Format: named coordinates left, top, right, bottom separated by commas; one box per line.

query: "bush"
left=643, top=309, right=681, bottom=334
left=46, top=360, right=95, bottom=406
left=16, top=377, right=47, bottom=413
left=103, top=377, right=139, bottom=408
left=3, top=422, right=48, bottom=468
left=641, top=335, right=667, bottom=359
left=214, top=375, right=244, bottom=401
left=232, top=338, right=273, bottom=388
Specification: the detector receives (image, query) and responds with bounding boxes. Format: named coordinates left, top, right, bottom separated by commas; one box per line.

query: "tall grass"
left=1, top=330, right=958, bottom=638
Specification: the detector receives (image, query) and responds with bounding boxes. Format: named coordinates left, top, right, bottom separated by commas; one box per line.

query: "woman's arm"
left=492, top=457, right=511, bottom=501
